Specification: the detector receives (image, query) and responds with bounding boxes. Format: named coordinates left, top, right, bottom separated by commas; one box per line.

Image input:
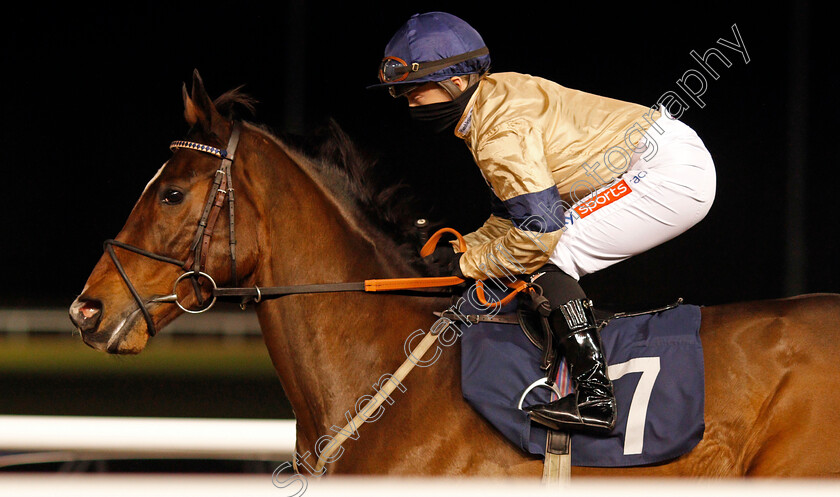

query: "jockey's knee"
left=530, top=263, right=586, bottom=308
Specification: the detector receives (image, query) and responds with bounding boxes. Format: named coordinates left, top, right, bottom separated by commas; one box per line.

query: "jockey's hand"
left=424, top=245, right=465, bottom=278
left=449, top=252, right=465, bottom=279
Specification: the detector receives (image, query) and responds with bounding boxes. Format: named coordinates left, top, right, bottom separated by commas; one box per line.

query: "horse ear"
left=182, top=82, right=199, bottom=126
left=182, top=69, right=225, bottom=135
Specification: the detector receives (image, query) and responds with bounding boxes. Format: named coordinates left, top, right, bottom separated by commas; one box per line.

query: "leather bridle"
left=102, top=123, right=472, bottom=338
left=103, top=124, right=243, bottom=336
left=95, top=122, right=562, bottom=477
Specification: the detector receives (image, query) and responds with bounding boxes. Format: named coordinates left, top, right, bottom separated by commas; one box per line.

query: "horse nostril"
left=80, top=303, right=100, bottom=319
left=70, top=298, right=103, bottom=334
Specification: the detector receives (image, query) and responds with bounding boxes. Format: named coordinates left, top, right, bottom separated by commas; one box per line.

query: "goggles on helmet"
left=377, top=46, right=490, bottom=84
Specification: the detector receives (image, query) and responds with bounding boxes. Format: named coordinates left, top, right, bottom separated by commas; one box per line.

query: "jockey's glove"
left=424, top=245, right=465, bottom=279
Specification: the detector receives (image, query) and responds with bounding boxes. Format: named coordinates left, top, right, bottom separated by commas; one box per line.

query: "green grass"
left=0, top=336, right=277, bottom=378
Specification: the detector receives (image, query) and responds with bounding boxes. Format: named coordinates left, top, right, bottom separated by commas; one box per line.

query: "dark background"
left=2, top=1, right=836, bottom=311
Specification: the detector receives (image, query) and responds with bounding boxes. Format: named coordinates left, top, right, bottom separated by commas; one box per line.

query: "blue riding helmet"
left=369, top=12, right=491, bottom=97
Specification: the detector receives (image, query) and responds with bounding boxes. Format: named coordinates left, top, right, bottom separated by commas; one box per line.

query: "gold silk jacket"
left=452, top=72, right=660, bottom=280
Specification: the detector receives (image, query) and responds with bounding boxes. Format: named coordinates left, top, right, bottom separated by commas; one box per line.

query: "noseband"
left=104, top=124, right=242, bottom=336
left=101, top=123, right=474, bottom=338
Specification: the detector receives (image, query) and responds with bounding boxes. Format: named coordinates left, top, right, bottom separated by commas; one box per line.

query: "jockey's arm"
left=457, top=120, right=564, bottom=280
left=461, top=214, right=513, bottom=248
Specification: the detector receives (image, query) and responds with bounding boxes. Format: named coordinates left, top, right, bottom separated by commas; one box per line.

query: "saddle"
left=452, top=287, right=705, bottom=469
left=517, top=299, right=684, bottom=349
left=438, top=293, right=685, bottom=379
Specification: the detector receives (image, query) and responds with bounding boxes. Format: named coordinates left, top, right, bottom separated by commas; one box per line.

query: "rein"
left=103, top=122, right=540, bottom=475
left=103, top=123, right=532, bottom=337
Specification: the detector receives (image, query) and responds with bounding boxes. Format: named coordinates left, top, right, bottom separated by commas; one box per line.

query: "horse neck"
left=241, top=124, right=442, bottom=451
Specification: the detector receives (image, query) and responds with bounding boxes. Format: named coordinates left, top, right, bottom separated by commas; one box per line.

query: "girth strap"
left=544, top=430, right=572, bottom=485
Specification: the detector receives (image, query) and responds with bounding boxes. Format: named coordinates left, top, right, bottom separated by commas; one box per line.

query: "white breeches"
left=549, top=113, right=716, bottom=280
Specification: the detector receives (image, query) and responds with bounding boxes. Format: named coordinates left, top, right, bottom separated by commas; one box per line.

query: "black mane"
left=214, top=87, right=258, bottom=119
left=276, top=119, right=431, bottom=270
left=211, top=89, right=452, bottom=274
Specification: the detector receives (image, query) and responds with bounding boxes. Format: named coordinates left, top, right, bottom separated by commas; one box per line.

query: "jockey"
left=369, top=12, right=716, bottom=434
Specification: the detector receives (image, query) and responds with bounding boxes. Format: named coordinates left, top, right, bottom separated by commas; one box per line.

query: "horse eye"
left=161, top=189, right=184, bottom=205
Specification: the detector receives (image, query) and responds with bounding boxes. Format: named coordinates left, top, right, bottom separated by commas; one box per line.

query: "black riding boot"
left=524, top=298, right=617, bottom=434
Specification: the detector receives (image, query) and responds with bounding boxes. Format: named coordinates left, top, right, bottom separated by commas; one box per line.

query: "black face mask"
left=408, top=83, right=478, bottom=134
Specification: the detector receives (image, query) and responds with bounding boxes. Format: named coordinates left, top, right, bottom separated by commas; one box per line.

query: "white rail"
left=0, top=416, right=838, bottom=495
left=0, top=415, right=295, bottom=459
left=0, top=475, right=837, bottom=497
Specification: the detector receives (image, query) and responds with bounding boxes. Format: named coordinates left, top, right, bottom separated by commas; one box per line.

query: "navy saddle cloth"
left=457, top=287, right=705, bottom=467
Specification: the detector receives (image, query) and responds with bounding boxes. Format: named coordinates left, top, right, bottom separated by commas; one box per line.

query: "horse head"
left=68, top=71, right=462, bottom=466
left=69, top=70, right=261, bottom=354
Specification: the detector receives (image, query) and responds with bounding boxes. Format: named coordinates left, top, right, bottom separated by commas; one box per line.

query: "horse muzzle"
left=69, top=297, right=103, bottom=335
left=70, top=294, right=153, bottom=354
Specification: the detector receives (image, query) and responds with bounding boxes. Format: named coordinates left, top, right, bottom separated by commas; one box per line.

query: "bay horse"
left=69, top=71, right=840, bottom=478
